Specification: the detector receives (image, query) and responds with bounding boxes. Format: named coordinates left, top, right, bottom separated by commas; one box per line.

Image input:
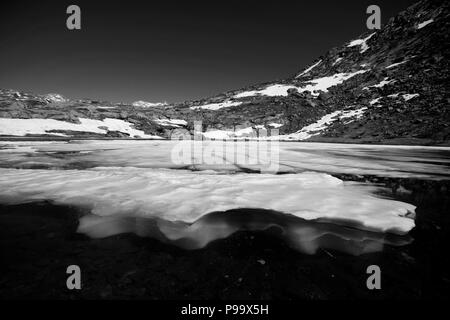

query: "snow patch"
left=234, top=91, right=260, bottom=98
left=0, top=118, right=160, bottom=138
left=154, top=119, right=187, bottom=127
left=297, top=70, right=368, bottom=96
left=132, top=101, right=167, bottom=108
left=417, top=19, right=433, bottom=29
left=42, top=93, right=67, bottom=103
left=347, top=33, right=376, bottom=53
left=403, top=94, right=419, bottom=101
left=268, top=123, right=283, bottom=128
left=282, top=111, right=342, bottom=140
left=274, top=107, right=368, bottom=141
left=202, top=127, right=256, bottom=140
left=386, top=61, right=407, bottom=69
left=332, top=58, right=343, bottom=66
left=296, top=60, right=322, bottom=78
left=234, top=70, right=368, bottom=98
left=363, top=78, right=396, bottom=90
left=258, top=84, right=297, bottom=97
left=339, top=107, right=368, bottom=121
left=369, top=98, right=382, bottom=105
left=191, top=101, right=243, bottom=111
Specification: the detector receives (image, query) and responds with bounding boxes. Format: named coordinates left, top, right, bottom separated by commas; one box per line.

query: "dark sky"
left=0, top=0, right=417, bottom=103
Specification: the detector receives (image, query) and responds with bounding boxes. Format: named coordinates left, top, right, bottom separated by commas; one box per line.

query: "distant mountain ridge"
left=0, top=0, right=448, bottom=145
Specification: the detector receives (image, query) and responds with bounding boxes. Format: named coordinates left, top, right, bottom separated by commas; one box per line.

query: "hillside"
left=0, top=0, right=449, bottom=145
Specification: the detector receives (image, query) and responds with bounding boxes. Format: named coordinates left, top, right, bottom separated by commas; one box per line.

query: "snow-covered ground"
left=202, top=127, right=256, bottom=140
left=189, top=106, right=366, bottom=141
left=132, top=101, right=167, bottom=108
left=295, top=60, right=322, bottom=78
left=363, top=77, right=396, bottom=90
left=347, top=32, right=376, bottom=53
left=278, top=111, right=342, bottom=140
left=417, top=19, right=433, bottom=29
left=332, top=58, right=343, bottom=66
left=403, top=93, right=420, bottom=101
left=0, top=118, right=160, bottom=138
left=191, top=101, right=243, bottom=111
left=387, top=93, right=419, bottom=101
left=386, top=61, right=408, bottom=69
left=268, top=123, right=283, bottom=129
left=370, top=97, right=382, bottom=105
left=233, top=70, right=368, bottom=98
left=272, top=107, right=368, bottom=140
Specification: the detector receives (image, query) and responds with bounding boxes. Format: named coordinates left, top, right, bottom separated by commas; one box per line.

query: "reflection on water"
left=78, top=209, right=412, bottom=256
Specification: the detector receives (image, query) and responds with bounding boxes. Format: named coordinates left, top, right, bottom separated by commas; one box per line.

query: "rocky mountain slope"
left=0, top=0, right=449, bottom=144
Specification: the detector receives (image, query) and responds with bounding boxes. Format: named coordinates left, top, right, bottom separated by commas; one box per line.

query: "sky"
left=0, top=0, right=418, bottom=103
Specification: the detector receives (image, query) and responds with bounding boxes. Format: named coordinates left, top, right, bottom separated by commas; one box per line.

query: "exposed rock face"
left=0, top=0, right=448, bottom=144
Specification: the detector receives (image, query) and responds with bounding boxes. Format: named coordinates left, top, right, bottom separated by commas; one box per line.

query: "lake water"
left=0, top=140, right=449, bottom=255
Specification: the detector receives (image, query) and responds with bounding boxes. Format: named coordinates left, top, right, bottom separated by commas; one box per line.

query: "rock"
left=318, top=92, right=332, bottom=101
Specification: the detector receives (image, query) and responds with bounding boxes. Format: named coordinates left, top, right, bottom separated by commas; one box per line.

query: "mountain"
left=0, top=0, right=448, bottom=144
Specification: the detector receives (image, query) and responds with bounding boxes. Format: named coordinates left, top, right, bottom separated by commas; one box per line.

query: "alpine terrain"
left=1, top=0, right=448, bottom=145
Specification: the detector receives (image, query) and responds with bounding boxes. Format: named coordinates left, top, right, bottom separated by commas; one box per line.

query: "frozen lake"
left=0, top=140, right=449, bottom=255
left=1, top=140, right=449, bottom=179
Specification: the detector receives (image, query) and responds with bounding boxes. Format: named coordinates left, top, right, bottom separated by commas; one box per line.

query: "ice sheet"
left=1, top=141, right=449, bottom=179
left=0, top=167, right=415, bottom=234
